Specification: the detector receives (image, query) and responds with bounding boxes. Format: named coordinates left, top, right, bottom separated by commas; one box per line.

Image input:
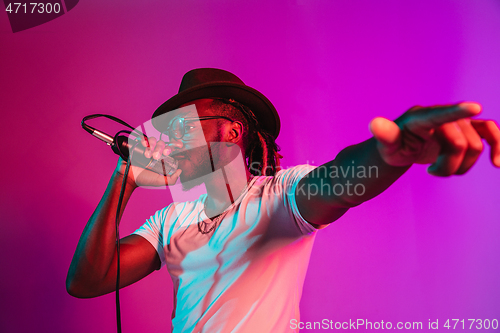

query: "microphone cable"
left=114, top=149, right=131, bottom=333
left=82, top=114, right=148, bottom=333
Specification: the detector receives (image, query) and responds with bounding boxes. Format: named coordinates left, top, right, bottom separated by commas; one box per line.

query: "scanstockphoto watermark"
left=273, top=162, right=380, bottom=199
left=290, top=318, right=423, bottom=330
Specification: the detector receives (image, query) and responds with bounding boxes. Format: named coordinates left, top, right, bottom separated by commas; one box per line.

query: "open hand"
left=369, top=102, right=500, bottom=176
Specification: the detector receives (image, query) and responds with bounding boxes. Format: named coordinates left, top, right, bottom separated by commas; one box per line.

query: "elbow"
left=337, top=195, right=364, bottom=208
left=66, top=277, right=85, bottom=298
left=66, top=287, right=84, bottom=299
left=66, top=275, right=99, bottom=299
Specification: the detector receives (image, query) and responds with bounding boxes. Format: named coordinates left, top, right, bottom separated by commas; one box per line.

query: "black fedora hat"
left=151, top=68, right=280, bottom=138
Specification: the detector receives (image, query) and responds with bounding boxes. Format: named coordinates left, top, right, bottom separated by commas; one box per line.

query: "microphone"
left=112, top=135, right=178, bottom=177
left=82, top=125, right=115, bottom=145
left=82, top=118, right=178, bottom=177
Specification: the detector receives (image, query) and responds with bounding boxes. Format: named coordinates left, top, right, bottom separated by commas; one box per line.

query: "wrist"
left=111, top=170, right=138, bottom=193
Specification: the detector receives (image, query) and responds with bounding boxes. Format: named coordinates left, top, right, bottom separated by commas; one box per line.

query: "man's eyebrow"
left=168, top=113, right=188, bottom=123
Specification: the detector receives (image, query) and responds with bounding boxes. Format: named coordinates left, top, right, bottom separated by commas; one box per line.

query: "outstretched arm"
left=296, top=102, right=500, bottom=226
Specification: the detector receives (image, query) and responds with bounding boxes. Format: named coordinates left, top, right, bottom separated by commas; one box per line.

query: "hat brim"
left=151, top=82, right=280, bottom=138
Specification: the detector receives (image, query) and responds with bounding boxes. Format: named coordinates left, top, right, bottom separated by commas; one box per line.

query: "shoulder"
left=248, top=164, right=316, bottom=197
left=274, top=164, right=316, bottom=180
left=268, top=164, right=316, bottom=188
left=249, top=164, right=320, bottom=233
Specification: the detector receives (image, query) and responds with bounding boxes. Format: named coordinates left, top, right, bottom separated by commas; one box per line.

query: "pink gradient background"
left=1, top=1, right=499, bottom=332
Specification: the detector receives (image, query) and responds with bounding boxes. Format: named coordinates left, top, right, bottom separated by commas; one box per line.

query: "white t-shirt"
left=134, top=165, right=319, bottom=332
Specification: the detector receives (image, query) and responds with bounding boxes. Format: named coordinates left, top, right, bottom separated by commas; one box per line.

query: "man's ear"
left=227, top=121, right=244, bottom=144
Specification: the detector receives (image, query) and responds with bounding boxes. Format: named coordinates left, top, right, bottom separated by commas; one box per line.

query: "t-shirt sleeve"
left=132, top=207, right=168, bottom=267
left=275, top=164, right=322, bottom=234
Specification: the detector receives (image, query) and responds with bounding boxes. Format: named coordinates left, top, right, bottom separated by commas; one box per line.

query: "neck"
left=203, top=152, right=252, bottom=217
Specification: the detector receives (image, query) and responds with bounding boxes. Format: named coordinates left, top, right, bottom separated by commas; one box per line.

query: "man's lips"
left=171, top=153, right=187, bottom=160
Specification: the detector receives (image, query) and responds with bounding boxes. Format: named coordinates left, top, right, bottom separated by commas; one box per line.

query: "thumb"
left=166, top=169, right=183, bottom=186
left=369, top=117, right=402, bottom=154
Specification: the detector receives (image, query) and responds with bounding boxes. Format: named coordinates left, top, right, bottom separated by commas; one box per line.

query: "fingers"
left=162, top=145, right=172, bottom=157
left=455, top=119, right=484, bottom=174
left=140, top=135, right=151, bottom=148
left=370, top=117, right=432, bottom=166
left=471, top=119, right=500, bottom=167
left=165, top=168, right=182, bottom=186
left=430, top=119, right=485, bottom=175
left=369, top=117, right=402, bottom=155
left=428, top=122, right=468, bottom=176
left=428, top=118, right=498, bottom=176
left=403, top=102, right=482, bottom=131
left=141, top=137, right=171, bottom=160
left=152, top=141, right=166, bottom=160
left=143, top=137, right=156, bottom=158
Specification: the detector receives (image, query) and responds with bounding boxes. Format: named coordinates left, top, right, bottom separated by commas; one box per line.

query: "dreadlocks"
left=209, top=98, right=282, bottom=176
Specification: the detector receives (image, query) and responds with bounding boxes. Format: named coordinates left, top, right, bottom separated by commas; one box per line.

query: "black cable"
left=81, top=114, right=142, bottom=333
left=81, top=114, right=147, bottom=145
left=114, top=148, right=132, bottom=333
left=82, top=113, right=136, bottom=131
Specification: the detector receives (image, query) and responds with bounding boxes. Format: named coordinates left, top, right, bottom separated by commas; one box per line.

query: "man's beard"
left=179, top=144, right=216, bottom=191
left=178, top=141, right=242, bottom=192
left=179, top=134, right=233, bottom=191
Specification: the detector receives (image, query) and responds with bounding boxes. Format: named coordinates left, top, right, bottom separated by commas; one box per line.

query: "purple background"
left=1, top=0, right=499, bottom=332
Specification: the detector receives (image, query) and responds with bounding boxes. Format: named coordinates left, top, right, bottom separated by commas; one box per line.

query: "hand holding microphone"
left=82, top=114, right=182, bottom=188
left=114, top=136, right=182, bottom=189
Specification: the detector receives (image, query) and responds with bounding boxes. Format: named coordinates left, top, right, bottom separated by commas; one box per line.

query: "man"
left=66, top=68, right=500, bottom=332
